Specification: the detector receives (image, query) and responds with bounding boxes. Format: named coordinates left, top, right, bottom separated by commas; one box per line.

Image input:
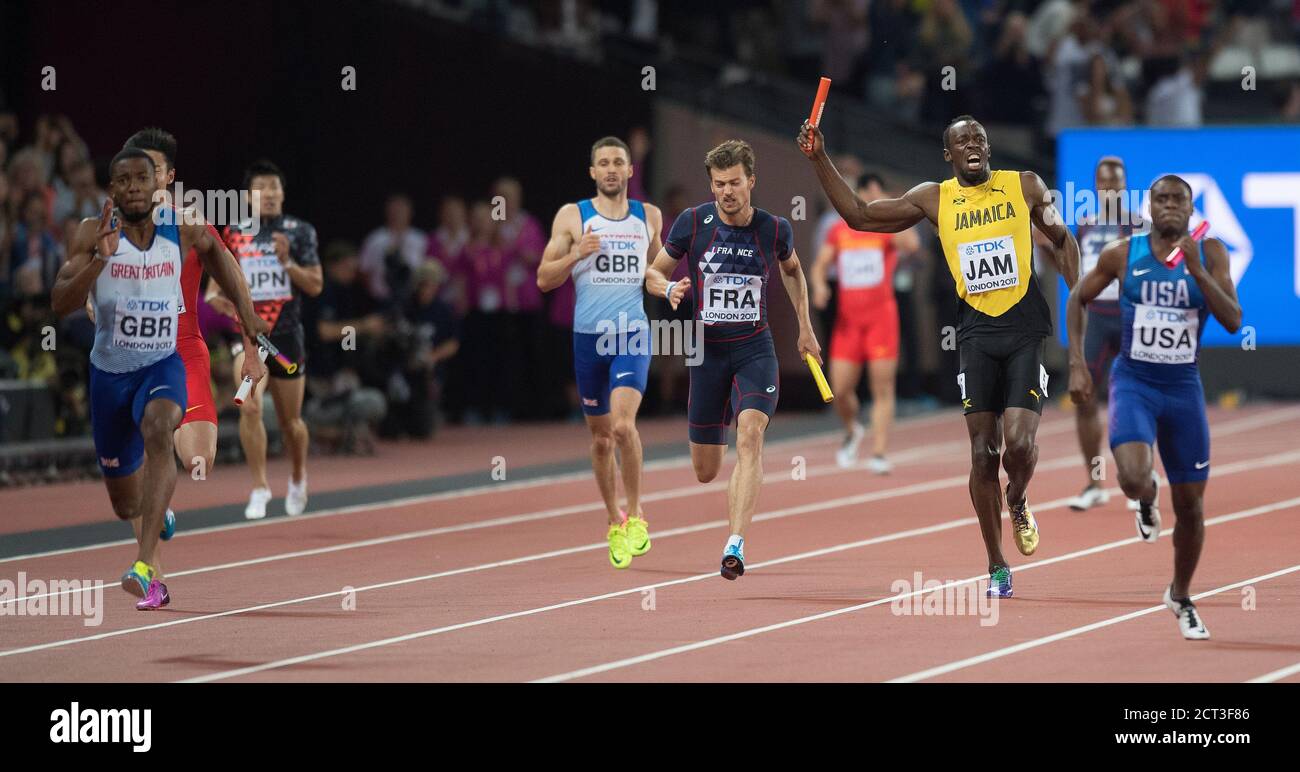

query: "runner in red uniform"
left=810, top=174, right=919, bottom=472
left=123, top=128, right=264, bottom=483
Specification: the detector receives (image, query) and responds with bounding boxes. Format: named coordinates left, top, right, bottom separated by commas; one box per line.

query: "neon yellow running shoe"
left=625, top=512, right=651, bottom=557
left=120, top=560, right=155, bottom=598
left=607, top=523, right=632, bottom=569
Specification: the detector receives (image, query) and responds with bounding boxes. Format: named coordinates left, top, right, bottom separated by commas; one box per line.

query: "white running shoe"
left=1134, top=472, right=1161, bottom=543
left=836, top=423, right=866, bottom=469
left=1067, top=484, right=1110, bottom=511
left=1163, top=585, right=1210, bottom=640
left=866, top=455, right=892, bottom=475
left=1127, top=471, right=1159, bottom=512
left=285, top=477, right=308, bottom=516
left=245, top=487, right=272, bottom=520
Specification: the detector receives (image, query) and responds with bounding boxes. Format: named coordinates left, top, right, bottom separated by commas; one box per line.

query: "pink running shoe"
left=135, top=579, right=170, bottom=611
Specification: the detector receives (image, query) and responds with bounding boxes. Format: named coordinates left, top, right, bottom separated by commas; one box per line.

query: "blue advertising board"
left=1056, top=126, right=1300, bottom=346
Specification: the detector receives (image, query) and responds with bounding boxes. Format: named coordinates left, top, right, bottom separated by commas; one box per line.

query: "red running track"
left=1, top=404, right=1297, bottom=683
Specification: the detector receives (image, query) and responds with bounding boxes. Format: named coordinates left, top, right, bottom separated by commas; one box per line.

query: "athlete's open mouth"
left=965, top=153, right=982, bottom=168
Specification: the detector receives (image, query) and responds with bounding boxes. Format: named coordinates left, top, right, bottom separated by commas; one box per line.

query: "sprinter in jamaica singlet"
left=800, top=114, right=1080, bottom=599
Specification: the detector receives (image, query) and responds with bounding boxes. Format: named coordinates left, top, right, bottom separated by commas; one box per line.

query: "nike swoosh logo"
left=1133, top=268, right=1153, bottom=276
left=149, top=385, right=171, bottom=395
left=616, top=372, right=634, bottom=379
left=186, top=405, right=204, bottom=413
left=1195, top=460, right=1210, bottom=469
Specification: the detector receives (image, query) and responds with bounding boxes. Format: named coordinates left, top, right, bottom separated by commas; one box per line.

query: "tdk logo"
left=966, top=239, right=1006, bottom=254
left=124, top=299, right=171, bottom=312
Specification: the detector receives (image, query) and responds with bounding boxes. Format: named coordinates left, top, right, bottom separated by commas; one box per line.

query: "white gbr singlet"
left=571, top=198, right=650, bottom=334
left=89, top=214, right=183, bottom=374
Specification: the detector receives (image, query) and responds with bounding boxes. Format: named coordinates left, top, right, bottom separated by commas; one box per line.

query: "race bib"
left=839, top=247, right=884, bottom=289
left=589, top=250, right=644, bottom=286
left=958, top=236, right=1019, bottom=295
left=113, top=296, right=178, bottom=352
left=241, top=254, right=293, bottom=302
left=1130, top=303, right=1198, bottom=364
left=701, top=272, right=761, bottom=323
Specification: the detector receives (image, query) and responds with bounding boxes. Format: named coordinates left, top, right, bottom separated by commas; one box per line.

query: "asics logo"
left=766, top=385, right=775, bottom=393
left=704, top=215, right=714, bottom=224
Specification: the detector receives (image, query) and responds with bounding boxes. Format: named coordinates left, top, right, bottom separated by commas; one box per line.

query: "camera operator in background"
left=380, top=260, right=460, bottom=439
left=304, top=241, right=387, bottom=453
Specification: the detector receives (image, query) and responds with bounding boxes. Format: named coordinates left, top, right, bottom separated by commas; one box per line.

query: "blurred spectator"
left=491, top=176, right=549, bottom=419
left=492, top=176, right=546, bottom=313
left=1045, top=14, right=1105, bottom=136
left=427, top=195, right=471, bottom=314
left=460, top=199, right=517, bottom=423
left=1025, top=0, right=1078, bottom=59
left=1144, top=54, right=1204, bottom=125
left=1081, top=52, right=1135, bottom=124
left=10, top=191, right=61, bottom=296
left=981, top=11, right=1046, bottom=124
left=6, top=147, right=52, bottom=222
left=31, top=116, right=82, bottom=181
left=304, top=241, right=387, bottom=454
left=861, top=0, right=919, bottom=109
left=52, top=159, right=106, bottom=224
left=810, top=0, right=871, bottom=84
left=359, top=193, right=428, bottom=304
left=49, top=139, right=86, bottom=218
left=916, top=0, right=976, bottom=123
left=383, top=260, right=461, bottom=438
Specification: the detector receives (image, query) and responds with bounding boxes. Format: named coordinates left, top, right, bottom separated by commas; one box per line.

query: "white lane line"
left=5, top=445, right=1292, bottom=663
left=0, top=411, right=972, bottom=566
left=2, top=415, right=1070, bottom=607
left=533, top=495, right=1300, bottom=683
left=6, top=405, right=1291, bottom=568
left=7, top=403, right=1279, bottom=609
left=5, top=445, right=1094, bottom=659
left=1246, top=661, right=1300, bottom=683
left=177, top=460, right=1300, bottom=683
left=176, top=517, right=982, bottom=683
left=890, top=563, right=1300, bottom=683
